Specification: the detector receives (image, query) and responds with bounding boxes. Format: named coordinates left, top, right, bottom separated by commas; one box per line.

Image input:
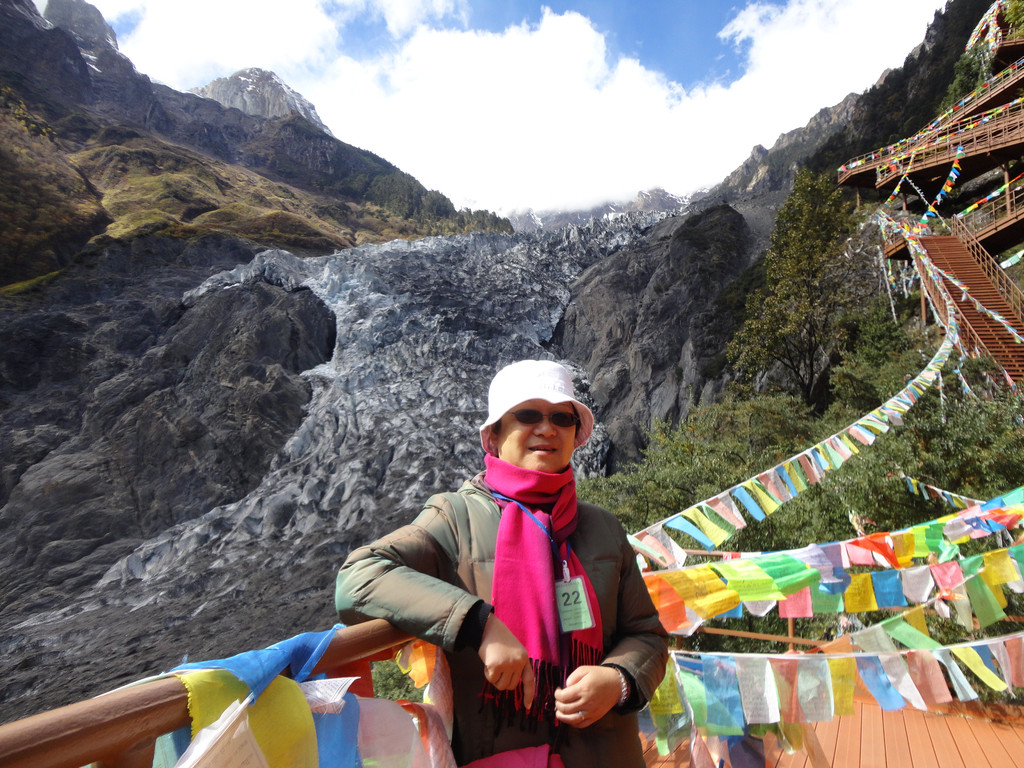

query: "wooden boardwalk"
left=642, top=701, right=1024, bottom=768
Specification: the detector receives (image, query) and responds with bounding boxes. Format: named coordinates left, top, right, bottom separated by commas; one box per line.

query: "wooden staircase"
left=918, top=235, right=1024, bottom=383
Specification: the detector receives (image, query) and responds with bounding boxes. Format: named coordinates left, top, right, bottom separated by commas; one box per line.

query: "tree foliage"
left=1006, top=0, right=1024, bottom=29
left=727, top=169, right=867, bottom=409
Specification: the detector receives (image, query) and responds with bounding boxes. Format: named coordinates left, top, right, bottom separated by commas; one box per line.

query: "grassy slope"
left=0, top=94, right=508, bottom=291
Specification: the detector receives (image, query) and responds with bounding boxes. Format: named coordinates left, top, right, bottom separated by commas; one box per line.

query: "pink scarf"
left=484, top=455, right=603, bottom=724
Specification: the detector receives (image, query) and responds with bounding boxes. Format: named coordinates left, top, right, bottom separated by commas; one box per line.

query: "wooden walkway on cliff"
left=835, top=30, right=1024, bottom=387
left=837, top=55, right=1024, bottom=192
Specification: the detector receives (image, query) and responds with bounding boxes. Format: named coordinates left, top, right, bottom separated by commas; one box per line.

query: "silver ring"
left=578, top=710, right=586, bottom=719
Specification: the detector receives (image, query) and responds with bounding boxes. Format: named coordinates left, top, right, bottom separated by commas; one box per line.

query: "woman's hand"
left=478, top=614, right=536, bottom=709
left=553, top=665, right=621, bottom=728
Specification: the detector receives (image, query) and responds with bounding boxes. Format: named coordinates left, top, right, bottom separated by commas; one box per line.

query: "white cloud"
left=301, top=0, right=946, bottom=212
left=78, top=0, right=948, bottom=212
left=371, top=0, right=469, bottom=37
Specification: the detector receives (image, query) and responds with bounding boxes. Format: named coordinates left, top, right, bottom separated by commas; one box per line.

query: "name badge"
left=555, top=577, right=594, bottom=632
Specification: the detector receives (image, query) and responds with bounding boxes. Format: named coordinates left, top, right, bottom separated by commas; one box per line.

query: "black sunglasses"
left=510, top=408, right=580, bottom=429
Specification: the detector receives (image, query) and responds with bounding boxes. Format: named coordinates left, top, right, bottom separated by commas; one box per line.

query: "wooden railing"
left=0, top=610, right=842, bottom=768
left=0, top=620, right=412, bottom=768
left=876, top=99, right=1024, bottom=186
left=838, top=57, right=1024, bottom=185
left=951, top=215, right=1024, bottom=326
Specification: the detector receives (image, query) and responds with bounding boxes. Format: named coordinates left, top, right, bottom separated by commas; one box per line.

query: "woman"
left=336, top=359, right=668, bottom=767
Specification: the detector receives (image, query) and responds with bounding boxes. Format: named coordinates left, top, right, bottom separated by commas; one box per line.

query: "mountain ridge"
left=0, top=0, right=510, bottom=288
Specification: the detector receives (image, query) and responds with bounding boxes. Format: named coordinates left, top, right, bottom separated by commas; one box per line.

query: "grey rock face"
left=191, top=67, right=334, bottom=136
left=557, top=204, right=755, bottom=469
left=43, top=0, right=118, bottom=51
left=0, top=232, right=336, bottom=654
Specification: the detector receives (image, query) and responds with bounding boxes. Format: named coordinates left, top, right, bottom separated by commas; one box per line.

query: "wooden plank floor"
left=643, top=701, right=1024, bottom=767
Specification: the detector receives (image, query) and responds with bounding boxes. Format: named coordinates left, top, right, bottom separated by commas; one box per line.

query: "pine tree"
left=728, top=169, right=865, bottom=409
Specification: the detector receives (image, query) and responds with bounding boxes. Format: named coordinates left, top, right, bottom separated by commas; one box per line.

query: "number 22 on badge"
left=555, top=576, right=594, bottom=632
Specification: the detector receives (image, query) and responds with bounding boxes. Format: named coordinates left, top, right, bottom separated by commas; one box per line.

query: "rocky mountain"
left=0, top=0, right=508, bottom=288
left=506, top=187, right=692, bottom=233
left=0, top=0, right=991, bottom=725
left=708, top=93, right=860, bottom=202
left=191, top=67, right=334, bottom=137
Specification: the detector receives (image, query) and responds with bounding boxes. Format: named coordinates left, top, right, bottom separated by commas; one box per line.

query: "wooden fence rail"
left=0, top=620, right=411, bottom=768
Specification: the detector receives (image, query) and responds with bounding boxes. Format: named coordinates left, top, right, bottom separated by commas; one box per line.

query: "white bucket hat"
left=479, top=359, right=595, bottom=453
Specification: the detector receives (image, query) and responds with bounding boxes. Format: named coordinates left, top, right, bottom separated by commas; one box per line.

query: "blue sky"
left=51, top=0, right=952, bottom=213
left=467, top=1, right=749, bottom=87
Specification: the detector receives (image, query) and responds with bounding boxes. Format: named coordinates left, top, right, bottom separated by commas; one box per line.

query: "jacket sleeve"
left=335, top=495, right=482, bottom=651
left=599, top=513, right=670, bottom=708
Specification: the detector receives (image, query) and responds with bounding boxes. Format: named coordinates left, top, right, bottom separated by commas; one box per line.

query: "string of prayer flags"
left=902, top=475, right=983, bottom=509
left=967, top=1, right=1004, bottom=54
left=635, top=304, right=960, bottom=556
left=640, top=494, right=1024, bottom=628
left=926, top=260, right=1024, bottom=343
left=672, top=632, right=1024, bottom=740
left=957, top=169, right=1024, bottom=216
left=931, top=148, right=963, bottom=208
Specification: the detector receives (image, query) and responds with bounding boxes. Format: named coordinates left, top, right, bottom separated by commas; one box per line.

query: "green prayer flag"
left=711, top=560, right=785, bottom=601
left=881, top=617, right=940, bottom=650
left=1002, top=487, right=1024, bottom=506
left=910, top=526, right=930, bottom=558
left=755, top=553, right=820, bottom=596
left=676, top=668, right=707, bottom=727
left=810, top=586, right=843, bottom=613
left=965, top=575, right=1006, bottom=628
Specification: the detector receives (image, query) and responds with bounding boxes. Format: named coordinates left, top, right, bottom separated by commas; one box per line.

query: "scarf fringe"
left=479, top=640, right=604, bottom=730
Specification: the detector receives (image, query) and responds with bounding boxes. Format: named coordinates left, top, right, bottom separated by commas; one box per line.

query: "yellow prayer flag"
left=905, top=606, right=930, bottom=637
left=983, top=549, right=1019, bottom=585
left=680, top=506, right=732, bottom=547
left=891, top=532, right=915, bottom=567
left=649, top=661, right=684, bottom=715
left=843, top=572, right=879, bottom=612
left=827, top=657, right=857, bottom=717
left=656, top=566, right=740, bottom=619
left=980, top=573, right=1009, bottom=609
left=838, top=432, right=860, bottom=455
left=951, top=646, right=1008, bottom=692
left=396, top=639, right=435, bottom=688
left=784, top=461, right=808, bottom=493
left=744, top=479, right=780, bottom=515
left=176, top=670, right=318, bottom=768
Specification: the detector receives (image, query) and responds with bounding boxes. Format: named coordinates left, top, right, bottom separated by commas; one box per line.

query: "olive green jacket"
left=336, top=474, right=668, bottom=767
